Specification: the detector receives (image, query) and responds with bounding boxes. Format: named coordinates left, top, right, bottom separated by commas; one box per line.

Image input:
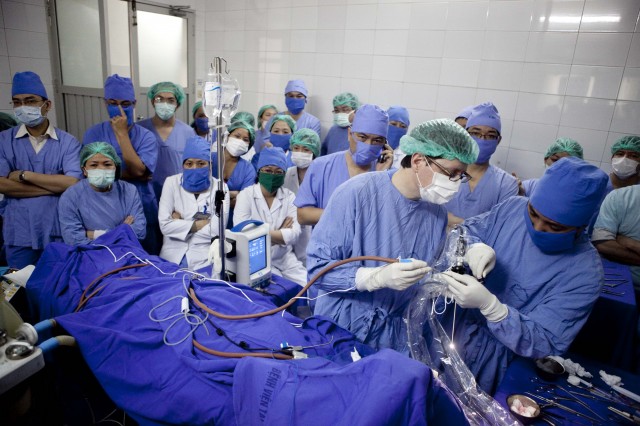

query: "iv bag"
left=203, top=64, right=241, bottom=126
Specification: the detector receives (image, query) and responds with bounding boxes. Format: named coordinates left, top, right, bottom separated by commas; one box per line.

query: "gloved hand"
left=208, top=238, right=233, bottom=275
left=464, top=243, right=496, bottom=279
left=355, top=259, right=431, bottom=292
left=438, top=271, right=508, bottom=322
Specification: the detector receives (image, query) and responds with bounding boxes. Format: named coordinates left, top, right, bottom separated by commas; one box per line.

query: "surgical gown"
left=58, top=179, right=146, bottom=245
left=136, top=118, right=194, bottom=201
left=294, top=151, right=350, bottom=210
left=307, top=170, right=448, bottom=352
left=321, top=125, right=349, bottom=156
left=437, top=196, right=603, bottom=393
left=445, top=164, right=518, bottom=219
left=286, top=111, right=321, bottom=136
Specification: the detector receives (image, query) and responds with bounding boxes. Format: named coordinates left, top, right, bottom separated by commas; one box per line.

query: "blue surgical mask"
left=195, top=117, right=209, bottom=134
left=523, top=206, right=576, bottom=254
left=182, top=167, right=211, bottom=193
left=14, top=106, right=46, bottom=128
left=387, top=125, right=407, bottom=150
left=285, top=97, right=305, bottom=115
left=107, top=104, right=134, bottom=127
left=270, top=133, right=292, bottom=151
left=351, top=140, right=383, bottom=166
left=472, top=137, right=498, bottom=164
left=154, top=103, right=176, bottom=121
left=86, top=169, right=116, bottom=189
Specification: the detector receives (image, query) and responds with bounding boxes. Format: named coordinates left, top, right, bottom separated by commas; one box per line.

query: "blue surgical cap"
left=387, top=105, right=410, bottom=127
left=104, top=74, right=136, bottom=102
left=351, top=104, right=389, bottom=138
left=284, top=79, right=308, bottom=97
left=12, top=71, right=47, bottom=99
left=455, top=105, right=475, bottom=120
left=530, top=157, right=608, bottom=227
left=183, top=136, right=210, bottom=162
left=466, top=102, right=501, bottom=134
left=257, top=147, right=287, bottom=172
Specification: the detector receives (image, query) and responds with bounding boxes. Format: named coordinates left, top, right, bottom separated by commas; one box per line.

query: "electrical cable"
left=75, top=263, right=149, bottom=312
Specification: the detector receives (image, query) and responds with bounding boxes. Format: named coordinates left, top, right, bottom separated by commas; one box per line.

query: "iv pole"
left=212, top=57, right=226, bottom=280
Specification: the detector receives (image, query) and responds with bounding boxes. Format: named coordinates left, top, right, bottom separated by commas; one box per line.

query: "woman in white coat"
left=159, top=136, right=229, bottom=270
left=283, top=129, right=321, bottom=265
left=234, top=147, right=307, bottom=286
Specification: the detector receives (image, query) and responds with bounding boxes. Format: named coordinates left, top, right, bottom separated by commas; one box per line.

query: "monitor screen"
left=248, top=235, right=267, bottom=275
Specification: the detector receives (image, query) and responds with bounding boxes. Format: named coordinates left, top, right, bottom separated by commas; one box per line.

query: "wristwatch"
left=19, top=170, right=26, bottom=182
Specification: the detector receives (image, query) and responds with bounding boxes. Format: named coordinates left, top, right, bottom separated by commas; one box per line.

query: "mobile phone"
left=378, top=144, right=392, bottom=163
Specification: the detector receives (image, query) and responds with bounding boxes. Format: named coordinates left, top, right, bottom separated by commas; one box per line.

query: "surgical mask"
left=107, top=104, right=134, bottom=127
left=387, top=125, right=407, bottom=150
left=259, top=172, right=285, bottom=193
left=285, top=97, right=305, bottom=115
left=270, top=133, right=292, bottom=151
left=333, top=112, right=351, bottom=128
left=472, top=137, right=498, bottom=164
left=182, top=167, right=210, bottom=193
left=524, top=206, right=576, bottom=254
left=291, top=151, right=313, bottom=169
left=416, top=162, right=460, bottom=204
left=195, top=117, right=209, bottom=134
left=14, top=106, right=46, bottom=128
left=155, top=102, right=176, bottom=121
left=351, top=140, right=383, bottom=166
left=611, top=156, right=639, bottom=179
left=226, top=137, right=249, bottom=157
left=86, top=169, right=116, bottom=189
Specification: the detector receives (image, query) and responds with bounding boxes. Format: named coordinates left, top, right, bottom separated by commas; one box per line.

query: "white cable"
left=294, top=285, right=358, bottom=301
left=148, top=295, right=210, bottom=346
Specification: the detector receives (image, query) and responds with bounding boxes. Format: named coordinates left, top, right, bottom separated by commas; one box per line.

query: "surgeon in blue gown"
left=437, top=157, right=609, bottom=393
left=137, top=81, right=194, bottom=201
left=250, top=115, right=296, bottom=171
left=59, top=142, right=146, bottom=245
left=254, top=104, right=277, bottom=153
left=295, top=104, right=394, bottom=227
left=307, top=119, right=479, bottom=352
left=446, top=102, right=518, bottom=227
left=321, top=92, right=358, bottom=156
left=281, top=79, right=321, bottom=136
left=0, top=71, right=82, bottom=268
left=83, top=74, right=159, bottom=254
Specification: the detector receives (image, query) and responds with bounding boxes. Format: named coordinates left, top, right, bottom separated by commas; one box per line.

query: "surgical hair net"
left=387, top=105, right=410, bottom=127
left=351, top=104, right=389, bottom=138
left=544, top=137, right=584, bottom=159
left=228, top=120, right=255, bottom=148
left=104, top=74, right=135, bottom=102
left=400, top=118, right=479, bottom=165
left=257, top=104, right=278, bottom=129
left=257, top=147, right=287, bottom=172
left=147, top=81, right=186, bottom=106
left=610, top=135, right=640, bottom=156
left=455, top=105, right=475, bottom=120
left=183, top=136, right=210, bottom=162
left=269, top=115, right=296, bottom=133
left=192, top=101, right=203, bottom=118
left=333, top=92, right=359, bottom=110
left=290, top=128, right=321, bottom=157
left=466, top=102, right=501, bottom=134
left=12, top=71, right=47, bottom=99
left=80, top=142, right=121, bottom=167
left=231, top=111, right=256, bottom=128
left=531, top=157, right=608, bottom=227
left=285, top=79, right=308, bottom=97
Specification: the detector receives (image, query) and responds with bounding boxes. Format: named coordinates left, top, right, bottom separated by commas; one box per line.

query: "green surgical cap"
left=332, top=92, right=358, bottom=110
left=399, top=118, right=479, bottom=165
left=80, top=142, right=121, bottom=167
left=147, top=81, right=186, bottom=106
left=257, top=104, right=278, bottom=129
left=611, top=135, right=640, bottom=156
left=228, top=120, right=255, bottom=147
left=269, top=115, right=296, bottom=133
left=231, top=111, right=256, bottom=128
left=192, top=101, right=202, bottom=118
left=544, top=137, right=583, bottom=159
left=290, top=128, right=321, bottom=157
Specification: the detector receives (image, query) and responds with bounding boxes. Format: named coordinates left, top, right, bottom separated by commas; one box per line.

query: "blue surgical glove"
left=439, top=271, right=508, bottom=322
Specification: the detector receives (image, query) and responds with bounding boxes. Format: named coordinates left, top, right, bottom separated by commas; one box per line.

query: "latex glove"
left=439, top=271, right=508, bottom=322
left=355, top=260, right=431, bottom=292
left=208, top=238, right=233, bottom=275
left=464, top=243, right=496, bottom=279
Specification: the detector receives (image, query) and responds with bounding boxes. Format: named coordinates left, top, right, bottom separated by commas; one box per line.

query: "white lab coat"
left=392, top=146, right=406, bottom=170
left=158, top=173, right=229, bottom=271
left=234, top=183, right=307, bottom=286
left=283, top=166, right=312, bottom=266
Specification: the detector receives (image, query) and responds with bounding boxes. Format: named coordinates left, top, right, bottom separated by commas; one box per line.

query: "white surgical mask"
left=416, top=162, right=460, bottom=204
left=14, top=105, right=46, bottom=127
left=226, top=137, right=249, bottom=157
left=154, top=102, right=176, bottom=121
left=333, top=112, right=351, bottom=128
left=291, top=151, right=313, bottom=169
left=86, top=169, right=116, bottom=189
left=611, top=156, right=639, bottom=179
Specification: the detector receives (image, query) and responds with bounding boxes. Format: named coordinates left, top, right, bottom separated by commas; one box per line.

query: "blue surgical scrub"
left=321, top=125, right=349, bottom=156
left=307, top=171, right=448, bottom=352
left=137, top=118, right=194, bottom=201
left=211, top=152, right=256, bottom=227
left=294, top=151, right=351, bottom=210
left=286, top=111, right=321, bottom=136
left=58, top=179, right=146, bottom=245
left=254, top=128, right=269, bottom=153
left=0, top=126, right=83, bottom=268
left=445, top=164, right=518, bottom=219
left=437, top=196, right=603, bottom=393
left=83, top=122, right=160, bottom=254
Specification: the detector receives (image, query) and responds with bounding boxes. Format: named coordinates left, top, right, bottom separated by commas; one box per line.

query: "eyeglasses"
left=353, top=132, right=386, bottom=146
left=468, top=130, right=500, bottom=141
left=11, top=97, right=45, bottom=107
left=427, top=157, right=472, bottom=183
left=154, top=96, right=178, bottom=105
